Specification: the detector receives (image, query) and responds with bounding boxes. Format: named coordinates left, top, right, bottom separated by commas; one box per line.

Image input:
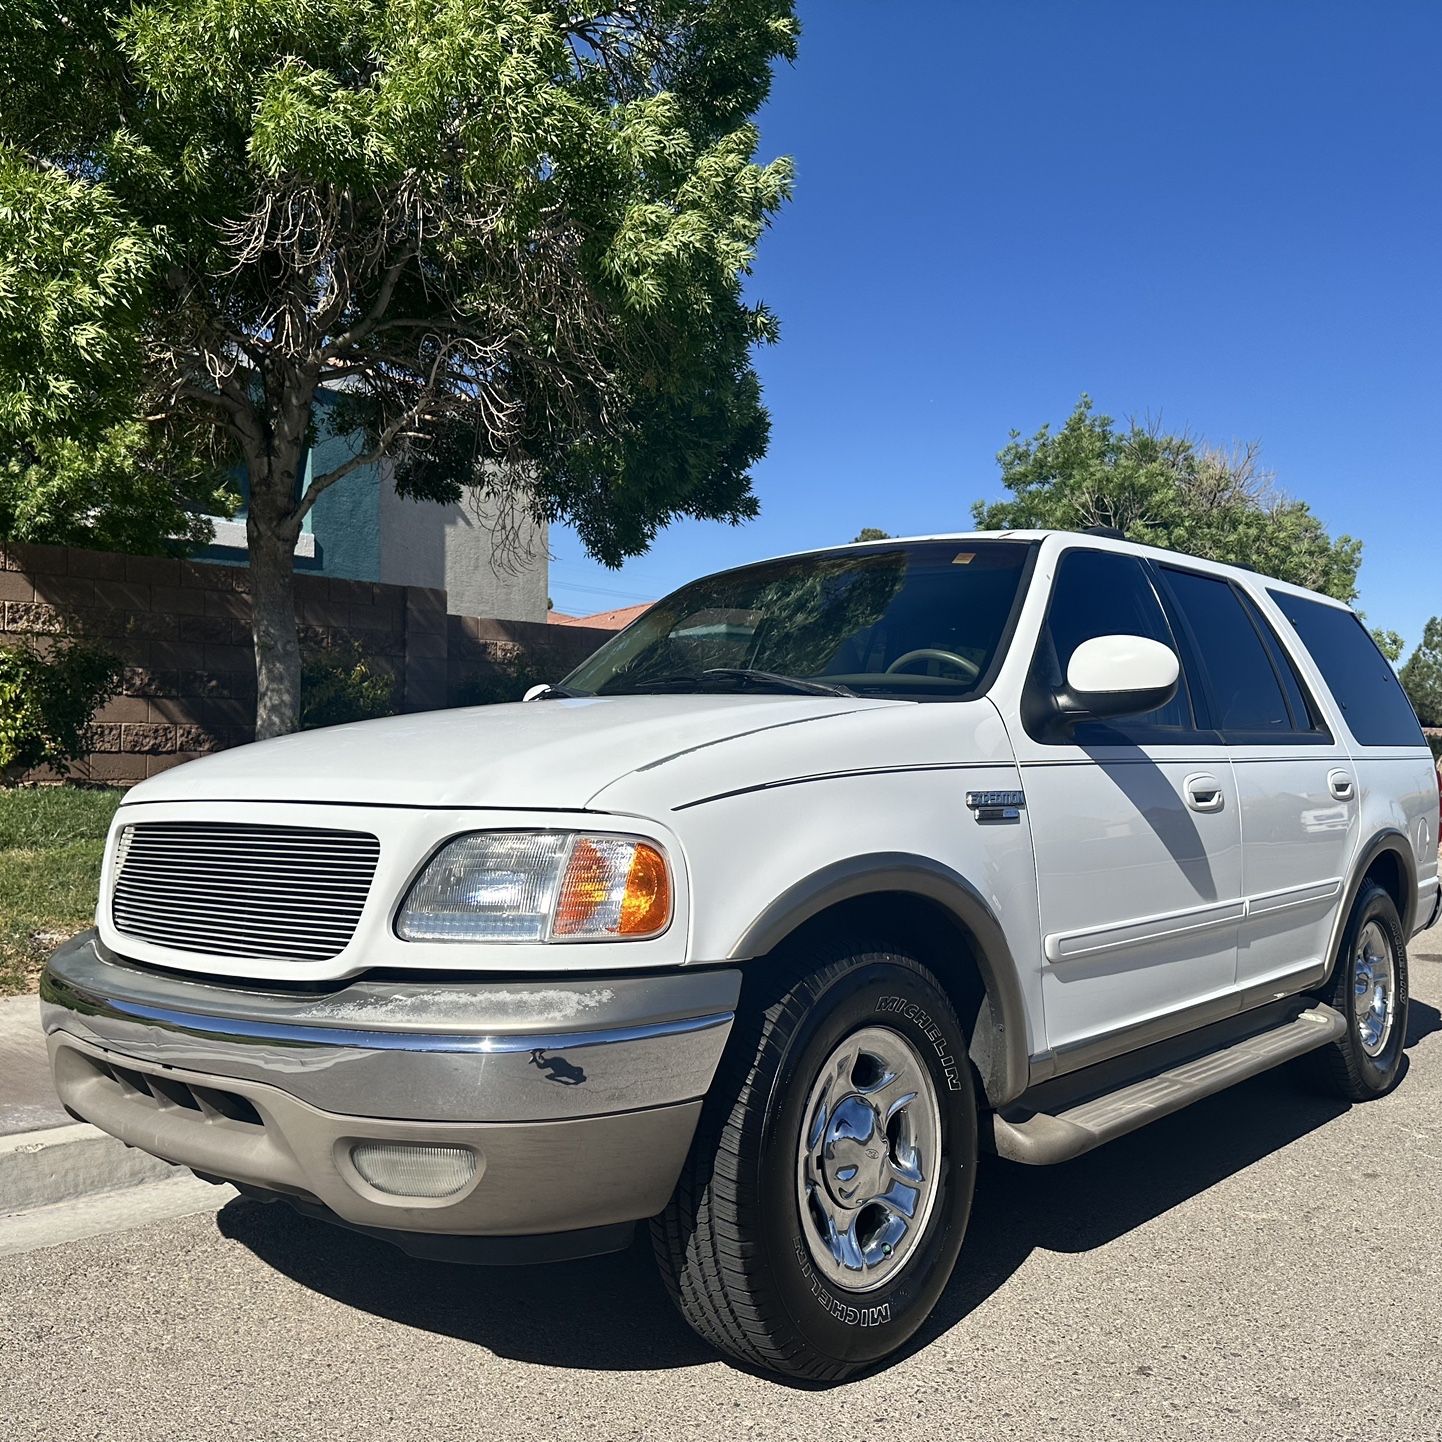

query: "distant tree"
left=1400, top=618, right=1442, bottom=727
left=1371, top=629, right=1404, bottom=665
left=972, top=396, right=1362, bottom=601
left=0, top=1, right=797, bottom=736
left=852, top=527, right=892, bottom=543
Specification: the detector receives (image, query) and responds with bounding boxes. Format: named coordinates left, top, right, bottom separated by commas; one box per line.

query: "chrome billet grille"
left=110, top=821, right=380, bottom=962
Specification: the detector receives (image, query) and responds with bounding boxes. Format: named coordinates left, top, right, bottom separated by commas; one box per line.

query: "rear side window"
left=1241, top=591, right=1326, bottom=734
left=1159, top=568, right=1326, bottom=741
left=1269, top=591, right=1424, bottom=747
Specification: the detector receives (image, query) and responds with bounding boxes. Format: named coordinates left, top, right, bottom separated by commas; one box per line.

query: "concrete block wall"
left=1, top=542, right=611, bottom=785
left=447, top=614, right=614, bottom=703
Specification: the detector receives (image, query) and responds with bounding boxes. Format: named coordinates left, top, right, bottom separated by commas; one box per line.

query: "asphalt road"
left=4, top=934, right=1442, bottom=1442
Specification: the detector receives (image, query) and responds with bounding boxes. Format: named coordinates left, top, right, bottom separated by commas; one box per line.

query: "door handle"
left=1327, top=769, right=1355, bottom=802
left=1184, top=772, right=1225, bottom=812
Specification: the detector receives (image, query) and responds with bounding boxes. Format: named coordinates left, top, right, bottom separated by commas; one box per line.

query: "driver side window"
left=1033, top=549, right=1194, bottom=740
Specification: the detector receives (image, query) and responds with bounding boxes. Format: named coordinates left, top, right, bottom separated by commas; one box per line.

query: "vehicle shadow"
left=904, top=996, right=1442, bottom=1363
left=219, top=999, right=1442, bottom=1382
left=216, top=1198, right=716, bottom=1371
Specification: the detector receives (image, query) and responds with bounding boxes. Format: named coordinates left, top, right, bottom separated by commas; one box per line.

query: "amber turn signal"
left=551, top=837, right=672, bottom=940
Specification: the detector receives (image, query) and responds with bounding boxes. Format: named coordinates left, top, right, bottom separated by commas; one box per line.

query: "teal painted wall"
left=306, top=399, right=382, bottom=581
left=202, top=391, right=384, bottom=581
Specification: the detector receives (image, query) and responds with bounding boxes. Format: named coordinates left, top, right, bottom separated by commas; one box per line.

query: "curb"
left=0, top=1123, right=186, bottom=1215
left=0, top=1174, right=236, bottom=1260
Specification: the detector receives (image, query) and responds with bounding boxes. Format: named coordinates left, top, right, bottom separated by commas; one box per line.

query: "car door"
left=1156, top=565, right=1359, bottom=997
left=1010, top=546, right=1244, bottom=1061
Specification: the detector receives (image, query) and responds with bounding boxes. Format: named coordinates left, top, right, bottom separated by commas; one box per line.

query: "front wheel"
left=652, top=937, right=977, bottom=1381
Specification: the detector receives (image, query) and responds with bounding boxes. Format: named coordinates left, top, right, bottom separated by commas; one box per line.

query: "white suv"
left=42, top=529, right=1440, bottom=1380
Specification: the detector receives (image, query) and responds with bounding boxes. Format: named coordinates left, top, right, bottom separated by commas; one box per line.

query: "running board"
left=992, top=1002, right=1346, bottom=1165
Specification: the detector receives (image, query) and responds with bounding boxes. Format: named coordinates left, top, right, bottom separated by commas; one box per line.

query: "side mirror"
left=1055, top=634, right=1179, bottom=725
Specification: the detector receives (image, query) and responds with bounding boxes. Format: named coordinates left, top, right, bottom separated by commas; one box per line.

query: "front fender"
left=728, top=851, right=1033, bottom=1107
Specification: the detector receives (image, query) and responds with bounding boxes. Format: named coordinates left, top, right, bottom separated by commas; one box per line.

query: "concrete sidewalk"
left=0, top=994, right=68, bottom=1137
left=1, top=991, right=190, bottom=1227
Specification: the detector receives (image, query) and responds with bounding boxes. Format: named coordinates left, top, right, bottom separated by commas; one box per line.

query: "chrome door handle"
left=1328, top=769, right=1355, bottom=802
left=1184, top=772, right=1224, bottom=812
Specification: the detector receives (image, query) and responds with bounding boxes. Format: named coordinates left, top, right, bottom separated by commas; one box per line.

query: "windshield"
left=561, top=540, right=1035, bottom=701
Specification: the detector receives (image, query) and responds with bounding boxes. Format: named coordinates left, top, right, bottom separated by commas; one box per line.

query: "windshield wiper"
left=703, top=667, right=855, bottom=697
left=623, top=668, right=853, bottom=698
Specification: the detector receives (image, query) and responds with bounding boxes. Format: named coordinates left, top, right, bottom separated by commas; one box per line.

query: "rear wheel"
left=1315, top=880, right=1409, bottom=1100
left=652, top=936, right=977, bottom=1381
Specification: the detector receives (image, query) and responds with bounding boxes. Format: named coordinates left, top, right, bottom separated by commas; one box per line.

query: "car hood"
left=124, top=695, right=907, bottom=810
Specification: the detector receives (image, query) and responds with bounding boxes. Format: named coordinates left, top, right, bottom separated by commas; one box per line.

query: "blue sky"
left=548, top=0, right=1440, bottom=650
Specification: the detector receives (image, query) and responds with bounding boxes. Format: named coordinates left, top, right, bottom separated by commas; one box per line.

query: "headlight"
left=395, top=831, right=673, bottom=943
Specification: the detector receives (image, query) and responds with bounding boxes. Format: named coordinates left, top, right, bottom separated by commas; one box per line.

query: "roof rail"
left=1079, top=525, right=1126, bottom=540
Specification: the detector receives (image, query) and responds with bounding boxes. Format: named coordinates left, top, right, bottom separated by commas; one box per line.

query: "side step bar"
left=993, top=1002, right=1346, bottom=1165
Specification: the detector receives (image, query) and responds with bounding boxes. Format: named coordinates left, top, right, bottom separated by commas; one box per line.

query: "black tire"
left=651, top=933, right=978, bottom=1381
left=1315, top=880, right=1410, bottom=1100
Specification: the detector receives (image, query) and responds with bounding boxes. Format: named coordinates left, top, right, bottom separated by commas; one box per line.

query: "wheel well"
left=757, top=891, right=1001, bottom=1104
left=1362, top=847, right=1407, bottom=926
left=1317, top=840, right=1417, bottom=992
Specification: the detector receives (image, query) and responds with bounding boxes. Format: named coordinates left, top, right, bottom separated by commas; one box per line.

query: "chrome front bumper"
left=42, top=933, right=738, bottom=1252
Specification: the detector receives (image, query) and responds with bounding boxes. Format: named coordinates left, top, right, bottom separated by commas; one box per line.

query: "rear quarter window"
left=1268, top=591, right=1424, bottom=747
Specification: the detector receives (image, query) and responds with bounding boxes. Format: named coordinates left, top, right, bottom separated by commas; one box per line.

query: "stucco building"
left=198, top=393, right=548, bottom=622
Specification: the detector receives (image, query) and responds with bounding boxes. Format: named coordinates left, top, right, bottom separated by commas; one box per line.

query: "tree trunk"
left=240, top=371, right=317, bottom=742
left=248, top=512, right=303, bottom=740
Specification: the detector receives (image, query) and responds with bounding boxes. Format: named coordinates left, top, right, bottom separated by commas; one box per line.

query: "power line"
left=550, top=558, right=679, bottom=586
left=548, top=579, right=656, bottom=602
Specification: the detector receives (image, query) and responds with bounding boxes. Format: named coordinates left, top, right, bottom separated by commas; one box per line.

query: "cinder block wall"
left=0, top=541, right=612, bottom=785
left=447, top=614, right=614, bottom=700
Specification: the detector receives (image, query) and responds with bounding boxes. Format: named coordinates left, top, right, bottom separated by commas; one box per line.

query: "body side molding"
left=728, top=852, right=1031, bottom=1107
left=1034, top=830, right=1419, bottom=1088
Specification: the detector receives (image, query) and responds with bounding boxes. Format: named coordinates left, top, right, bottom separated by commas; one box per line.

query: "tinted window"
left=1269, top=591, right=1424, bottom=746
left=563, top=541, right=1033, bottom=701
left=1239, top=590, right=1326, bottom=735
left=1033, top=549, right=1192, bottom=734
left=1161, top=568, right=1291, bottom=735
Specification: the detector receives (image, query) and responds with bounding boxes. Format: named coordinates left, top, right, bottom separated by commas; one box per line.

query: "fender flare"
left=1322, top=827, right=1419, bottom=982
left=727, top=852, right=1031, bottom=1107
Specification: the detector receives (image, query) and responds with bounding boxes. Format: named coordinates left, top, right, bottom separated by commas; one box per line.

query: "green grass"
left=0, top=786, right=123, bottom=996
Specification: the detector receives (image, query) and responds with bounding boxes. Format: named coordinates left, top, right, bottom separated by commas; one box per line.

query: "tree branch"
left=294, top=401, right=429, bottom=523
left=293, top=444, right=380, bottom=519
left=322, top=252, right=415, bottom=359
left=176, top=383, right=247, bottom=418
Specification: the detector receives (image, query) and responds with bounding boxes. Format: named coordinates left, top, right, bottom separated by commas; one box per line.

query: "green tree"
left=1400, top=618, right=1442, bottom=727
left=1, top=422, right=236, bottom=555
left=0, top=150, right=235, bottom=552
left=1371, top=629, right=1404, bottom=665
left=972, top=396, right=1362, bottom=601
left=0, top=1, right=796, bottom=736
left=852, top=527, right=892, bottom=543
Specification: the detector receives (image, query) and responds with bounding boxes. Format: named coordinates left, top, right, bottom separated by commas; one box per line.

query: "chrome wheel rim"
left=1353, top=919, right=1396, bottom=1058
left=795, top=1024, right=942, bottom=1294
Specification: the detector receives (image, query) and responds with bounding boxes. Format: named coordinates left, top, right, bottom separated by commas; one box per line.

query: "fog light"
left=349, top=1142, right=478, bottom=1199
